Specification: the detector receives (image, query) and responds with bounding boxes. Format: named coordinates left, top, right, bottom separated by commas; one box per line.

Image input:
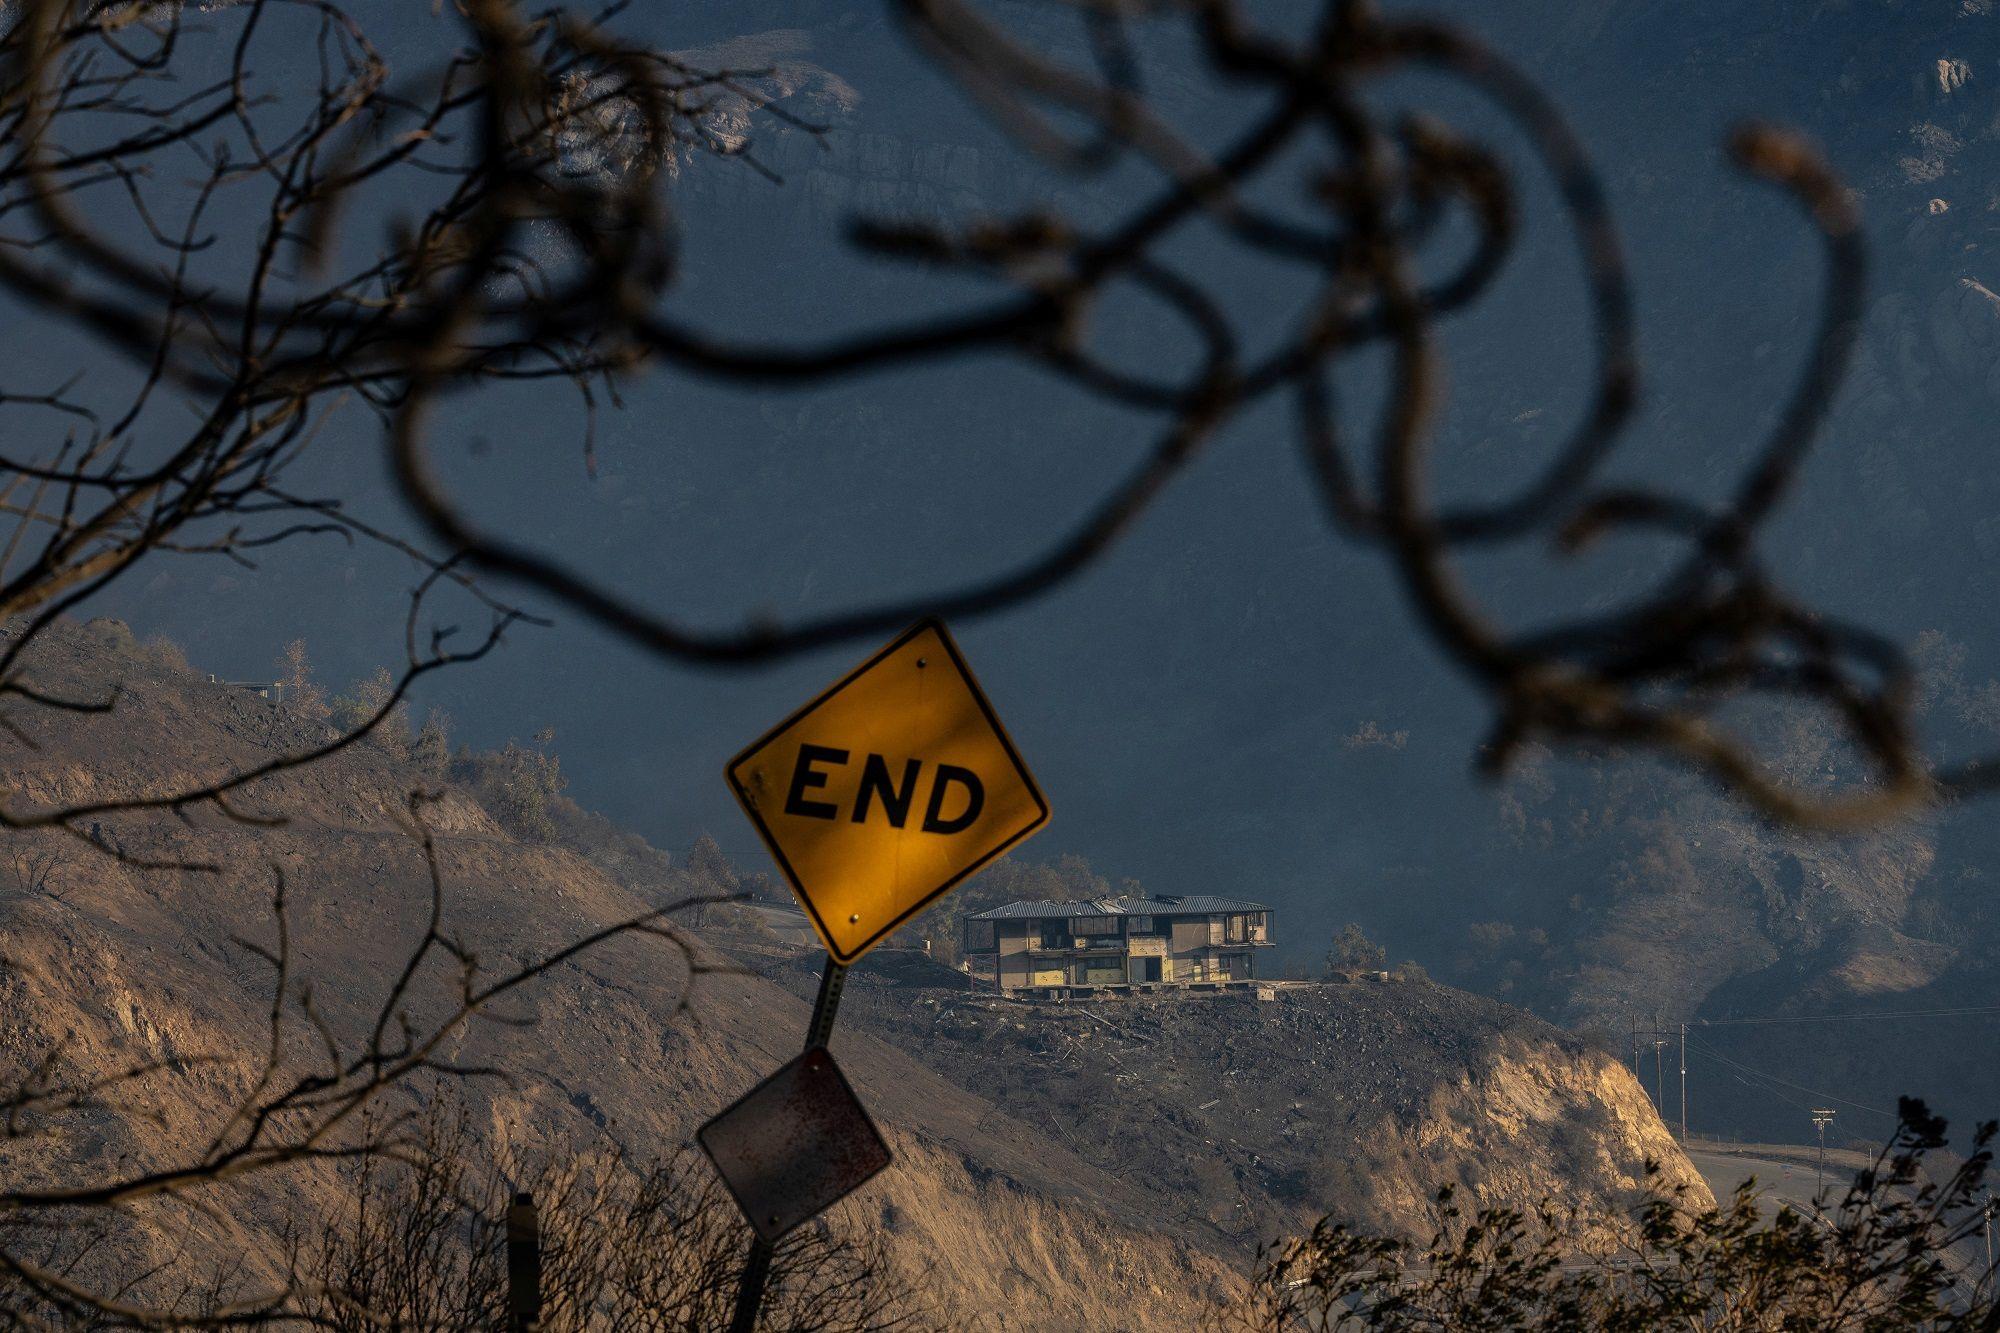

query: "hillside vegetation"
left=0, top=620, right=1706, bottom=1326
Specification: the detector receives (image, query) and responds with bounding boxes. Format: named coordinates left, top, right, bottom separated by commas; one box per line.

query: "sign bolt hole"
left=916, top=658, right=927, bottom=668
left=848, top=913, right=860, bottom=924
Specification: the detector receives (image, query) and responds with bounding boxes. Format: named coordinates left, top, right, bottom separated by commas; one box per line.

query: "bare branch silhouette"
left=0, top=0, right=1971, bottom=838
left=0, top=791, right=734, bottom=1323
left=1, top=0, right=1992, bottom=1322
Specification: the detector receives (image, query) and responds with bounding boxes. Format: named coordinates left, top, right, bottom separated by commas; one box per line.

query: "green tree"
left=330, top=666, right=411, bottom=757
left=275, top=639, right=330, bottom=724
left=1324, top=924, right=1385, bottom=977
left=455, top=733, right=567, bottom=842
left=411, top=708, right=452, bottom=781
left=682, top=834, right=737, bottom=896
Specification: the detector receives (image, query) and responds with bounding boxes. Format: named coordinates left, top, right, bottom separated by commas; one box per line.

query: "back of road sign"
left=726, top=619, right=1048, bottom=964
left=698, top=1046, right=891, bottom=1244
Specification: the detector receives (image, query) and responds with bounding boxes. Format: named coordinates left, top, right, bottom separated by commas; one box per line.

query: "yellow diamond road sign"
left=726, top=619, right=1049, bottom=965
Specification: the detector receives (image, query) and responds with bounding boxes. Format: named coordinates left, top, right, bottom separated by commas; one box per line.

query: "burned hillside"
left=0, top=622, right=1238, bottom=1329
left=753, top=954, right=1711, bottom=1249
left=0, top=620, right=1709, bottom=1323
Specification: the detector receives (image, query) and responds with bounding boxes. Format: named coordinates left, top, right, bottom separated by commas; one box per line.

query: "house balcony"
left=1025, top=938, right=1128, bottom=956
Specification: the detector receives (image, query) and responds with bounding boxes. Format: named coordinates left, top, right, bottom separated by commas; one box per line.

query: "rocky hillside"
left=1454, top=689, right=2000, bottom=1146
left=0, top=620, right=1236, bottom=1329
left=758, top=956, right=1709, bottom=1249
left=0, top=620, right=1708, bottom=1326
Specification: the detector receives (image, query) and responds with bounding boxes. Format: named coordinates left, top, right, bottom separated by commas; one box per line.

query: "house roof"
left=968, top=895, right=1269, bottom=921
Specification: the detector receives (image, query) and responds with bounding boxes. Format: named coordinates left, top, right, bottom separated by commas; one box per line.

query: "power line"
left=1684, top=1035, right=1897, bottom=1122
left=1689, top=1041, right=1820, bottom=1117
left=1645, top=1025, right=1817, bottom=1121
left=1718, top=1065, right=1815, bottom=1117
left=1695, top=1004, right=2000, bottom=1028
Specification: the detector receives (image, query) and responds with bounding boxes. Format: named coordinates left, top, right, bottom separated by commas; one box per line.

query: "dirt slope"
left=0, top=619, right=1708, bottom=1327
left=0, top=621, right=1234, bottom=1329
left=760, top=956, right=1712, bottom=1249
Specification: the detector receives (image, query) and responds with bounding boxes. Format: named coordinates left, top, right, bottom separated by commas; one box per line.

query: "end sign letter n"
left=725, top=619, right=1049, bottom=965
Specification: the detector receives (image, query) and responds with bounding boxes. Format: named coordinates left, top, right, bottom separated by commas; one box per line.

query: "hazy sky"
left=30, top=0, right=1994, bottom=976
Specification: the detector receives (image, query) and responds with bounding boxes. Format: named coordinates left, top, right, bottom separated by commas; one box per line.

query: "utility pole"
left=1652, top=1034, right=1669, bottom=1117
left=1679, top=1021, right=1688, bottom=1141
left=1983, top=1191, right=1993, bottom=1289
left=1811, top=1108, right=1835, bottom=1199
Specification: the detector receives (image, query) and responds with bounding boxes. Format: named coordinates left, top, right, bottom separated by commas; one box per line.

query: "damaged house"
left=964, top=896, right=1272, bottom=994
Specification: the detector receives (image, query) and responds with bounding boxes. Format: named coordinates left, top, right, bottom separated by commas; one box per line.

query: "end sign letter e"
left=726, top=619, right=1049, bottom=965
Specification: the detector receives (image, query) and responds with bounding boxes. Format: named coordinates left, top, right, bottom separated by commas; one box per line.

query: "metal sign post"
left=804, top=957, right=849, bottom=1050
left=708, top=619, right=1049, bottom=1333
left=726, top=1242, right=775, bottom=1333
left=721, top=958, right=857, bottom=1333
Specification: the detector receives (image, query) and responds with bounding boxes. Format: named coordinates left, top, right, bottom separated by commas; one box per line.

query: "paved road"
left=1688, top=1147, right=1992, bottom=1289
left=1688, top=1148, right=1843, bottom=1219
